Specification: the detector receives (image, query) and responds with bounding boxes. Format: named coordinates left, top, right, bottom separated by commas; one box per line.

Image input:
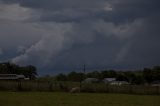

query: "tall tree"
left=0, top=62, right=37, bottom=80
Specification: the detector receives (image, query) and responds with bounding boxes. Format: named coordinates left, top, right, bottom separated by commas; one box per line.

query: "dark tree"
left=86, top=71, right=101, bottom=79
left=0, top=62, right=37, bottom=80
left=143, top=68, right=154, bottom=83
left=56, top=73, right=67, bottom=81
left=68, top=71, right=85, bottom=82
left=116, top=74, right=128, bottom=81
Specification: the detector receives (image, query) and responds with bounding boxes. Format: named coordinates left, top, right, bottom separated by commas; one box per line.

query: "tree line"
left=1, top=62, right=159, bottom=84
left=55, top=66, right=160, bottom=85
left=0, top=62, right=37, bottom=80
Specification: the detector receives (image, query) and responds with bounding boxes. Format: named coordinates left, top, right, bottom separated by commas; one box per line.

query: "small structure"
left=110, top=81, right=130, bottom=86
left=83, top=78, right=99, bottom=83
left=151, top=81, right=160, bottom=87
left=0, top=74, right=28, bottom=80
left=103, top=78, right=116, bottom=84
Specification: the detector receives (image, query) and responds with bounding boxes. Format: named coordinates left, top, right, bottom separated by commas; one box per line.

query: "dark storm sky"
left=0, top=0, right=160, bottom=74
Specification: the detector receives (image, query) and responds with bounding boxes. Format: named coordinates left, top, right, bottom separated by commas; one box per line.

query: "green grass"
left=0, top=92, right=159, bottom=106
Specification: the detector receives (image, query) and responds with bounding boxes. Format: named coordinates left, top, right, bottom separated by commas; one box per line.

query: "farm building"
left=110, top=81, right=130, bottom=86
left=0, top=74, right=29, bottom=80
left=151, top=81, right=160, bottom=86
left=103, top=78, right=116, bottom=84
left=83, top=78, right=99, bottom=83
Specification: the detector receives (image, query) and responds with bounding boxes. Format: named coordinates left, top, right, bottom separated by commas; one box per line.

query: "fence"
left=81, top=83, right=160, bottom=95
left=0, top=80, right=159, bottom=95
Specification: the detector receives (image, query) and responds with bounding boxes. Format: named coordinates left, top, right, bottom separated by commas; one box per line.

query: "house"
left=0, top=74, right=28, bottom=80
left=110, top=81, right=130, bottom=86
left=103, top=78, right=116, bottom=84
left=83, top=78, right=99, bottom=83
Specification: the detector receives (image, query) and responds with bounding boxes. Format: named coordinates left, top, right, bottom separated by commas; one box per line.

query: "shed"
left=103, top=78, right=116, bottom=84
left=110, top=81, right=130, bottom=86
left=83, top=78, right=99, bottom=83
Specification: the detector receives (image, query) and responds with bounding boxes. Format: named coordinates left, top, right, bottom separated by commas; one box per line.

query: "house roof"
left=83, top=78, right=99, bottom=82
left=103, top=78, right=116, bottom=82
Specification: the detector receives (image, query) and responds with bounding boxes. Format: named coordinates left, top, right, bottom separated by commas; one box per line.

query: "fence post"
left=106, top=84, right=109, bottom=93
left=129, top=85, right=132, bottom=94
left=17, top=80, right=22, bottom=91
left=37, top=80, right=40, bottom=91
left=48, top=81, right=53, bottom=91
left=156, top=86, right=160, bottom=95
left=158, top=86, right=160, bottom=95
left=54, top=81, right=57, bottom=91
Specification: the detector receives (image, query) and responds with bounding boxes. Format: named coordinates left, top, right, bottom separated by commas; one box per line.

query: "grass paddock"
left=0, top=92, right=159, bottom=106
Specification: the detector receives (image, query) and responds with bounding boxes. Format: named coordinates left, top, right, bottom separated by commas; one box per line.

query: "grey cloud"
left=115, top=43, right=131, bottom=63
left=1, top=0, right=110, bottom=9
left=109, top=0, right=160, bottom=22
left=0, top=48, right=3, bottom=55
left=2, top=0, right=159, bottom=23
left=0, top=0, right=159, bottom=74
left=1, top=0, right=112, bottom=22
left=11, top=22, right=73, bottom=67
left=11, top=21, right=98, bottom=67
left=0, top=21, right=43, bottom=49
left=17, top=46, right=27, bottom=54
left=11, top=19, right=144, bottom=70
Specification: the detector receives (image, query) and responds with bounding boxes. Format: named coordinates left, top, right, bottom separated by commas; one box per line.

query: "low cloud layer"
left=0, top=0, right=160, bottom=74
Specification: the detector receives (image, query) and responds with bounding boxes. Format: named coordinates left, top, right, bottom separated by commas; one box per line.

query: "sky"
left=0, top=0, right=160, bottom=75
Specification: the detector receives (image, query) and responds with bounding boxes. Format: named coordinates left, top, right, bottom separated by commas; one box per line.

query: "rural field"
left=0, top=92, right=159, bottom=106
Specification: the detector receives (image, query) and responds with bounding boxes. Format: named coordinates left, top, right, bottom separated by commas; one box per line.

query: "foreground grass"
left=0, top=92, right=159, bottom=106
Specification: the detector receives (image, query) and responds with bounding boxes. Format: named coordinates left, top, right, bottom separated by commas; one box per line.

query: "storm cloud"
left=0, top=0, right=160, bottom=74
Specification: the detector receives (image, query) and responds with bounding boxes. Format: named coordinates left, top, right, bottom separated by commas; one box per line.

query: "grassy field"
left=0, top=92, right=159, bottom=106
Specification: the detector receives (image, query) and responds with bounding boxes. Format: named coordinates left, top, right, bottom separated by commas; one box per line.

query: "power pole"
left=80, top=64, right=86, bottom=90
left=83, top=64, right=86, bottom=74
